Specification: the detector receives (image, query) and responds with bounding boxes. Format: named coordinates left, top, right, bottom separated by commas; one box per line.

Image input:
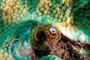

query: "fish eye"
left=36, top=31, right=46, bottom=44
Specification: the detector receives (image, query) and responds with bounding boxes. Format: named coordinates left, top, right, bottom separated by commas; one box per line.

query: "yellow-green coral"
left=0, top=49, right=14, bottom=60
left=0, top=0, right=90, bottom=44
left=0, top=0, right=90, bottom=60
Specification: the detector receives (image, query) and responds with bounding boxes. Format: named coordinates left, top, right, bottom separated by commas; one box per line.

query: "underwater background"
left=0, top=0, right=90, bottom=60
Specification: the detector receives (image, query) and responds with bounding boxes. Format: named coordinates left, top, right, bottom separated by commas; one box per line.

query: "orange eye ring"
left=45, top=26, right=61, bottom=42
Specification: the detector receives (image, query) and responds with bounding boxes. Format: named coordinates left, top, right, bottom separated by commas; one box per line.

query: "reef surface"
left=0, top=0, right=90, bottom=60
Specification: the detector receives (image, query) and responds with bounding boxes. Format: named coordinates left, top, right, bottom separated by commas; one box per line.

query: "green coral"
left=40, top=55, right=62, bottom=60
left=0, top=0, right=90, bottom=60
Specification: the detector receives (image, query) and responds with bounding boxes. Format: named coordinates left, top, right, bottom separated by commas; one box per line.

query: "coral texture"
left=0, top=0, right=90, bottom=60
left=0, top=49, right=14, bottom=60
left=40, top=55, right=62, bottom=60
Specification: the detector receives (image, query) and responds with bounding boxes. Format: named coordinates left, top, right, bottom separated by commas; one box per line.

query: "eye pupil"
left=49, top=27, right=57, bottom=35
left=36, top=31, right=46, bottom=43
left=41, top=36, right=45, bottom=41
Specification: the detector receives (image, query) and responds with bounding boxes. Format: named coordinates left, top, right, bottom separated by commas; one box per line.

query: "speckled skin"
left=0, top=0, right=90, bottom=60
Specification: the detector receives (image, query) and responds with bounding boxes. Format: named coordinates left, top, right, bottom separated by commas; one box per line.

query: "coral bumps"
left=40, top=55, right=62, bottom=60
left=0, top=49, right=14, bottom=60
left=0, top=0, right=90, bottom=60
left=0, top=0, right=90, bottom=44
left=0, top=0, right=29, bottom=24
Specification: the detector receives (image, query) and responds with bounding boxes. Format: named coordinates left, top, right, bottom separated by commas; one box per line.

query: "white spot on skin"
left=49, top=27, right=57, bottom=35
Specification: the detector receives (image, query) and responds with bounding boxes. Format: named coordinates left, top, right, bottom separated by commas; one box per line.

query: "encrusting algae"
left=0, top=0, right=90, bottom=60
